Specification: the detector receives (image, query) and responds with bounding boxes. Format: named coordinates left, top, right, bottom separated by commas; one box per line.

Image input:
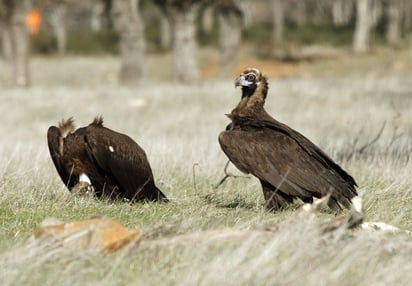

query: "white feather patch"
left=109, top=146, right=114, bottom=152
left=79, top=173, right=91, bottom=184
left=351, top=196, right=363, bottom=213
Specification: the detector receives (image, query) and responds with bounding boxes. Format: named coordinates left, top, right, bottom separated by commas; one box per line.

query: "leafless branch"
left=357, top=120, right=386, bottom=155
left=343, top=120, right=386, bottom=161
left=343, top=109, right=407, bottom=161
left=386, top=111, right=404, bottom=150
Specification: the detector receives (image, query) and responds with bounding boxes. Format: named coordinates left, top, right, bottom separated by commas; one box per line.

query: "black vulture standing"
left=219, top=68, right=358, bottom=212
left=47, top=116, right=167, bottom=202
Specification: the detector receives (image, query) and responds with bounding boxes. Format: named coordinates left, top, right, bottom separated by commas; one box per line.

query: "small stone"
left=33, top=216, right=143, bottom=254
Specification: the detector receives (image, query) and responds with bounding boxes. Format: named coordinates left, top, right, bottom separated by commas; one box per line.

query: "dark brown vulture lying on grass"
left=47, top=116, right=167, bottom=202
left=219, top=67, right=358, bottom=212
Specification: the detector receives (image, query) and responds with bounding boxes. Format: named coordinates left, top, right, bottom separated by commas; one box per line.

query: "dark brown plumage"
left=219, top=67, right=358, bottom=212
left=47, top=116, right=167, bottom=202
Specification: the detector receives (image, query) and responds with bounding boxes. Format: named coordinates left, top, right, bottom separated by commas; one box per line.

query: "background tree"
left=332, top=0, right=354, bottom=26
left=290, top=0, right=308, bottom=26
left=216, top=0, right=243, bottom=78
left=353, top=0, right=384, bottom=53
left=402, top=0, right=412, bottom=31
left=353, top=0, right=374, bottom=53
left=48, top=1, right=68, bottom=55
left=0, top=0, right=31, bottom=87
left=159, top=12, right=171, bottom=49
left=385, top=0, right=402, bottom=46
left=154, top=0, right=203, bottom=83
left=111, top=0, right=145, bottom=85
left=0, top=1, right=13, bottom=60
left=200, top=5, right=213, bottom=34
left=272, top=0, right=285, bottom=46
left=90, top=0, right=104, bottom=31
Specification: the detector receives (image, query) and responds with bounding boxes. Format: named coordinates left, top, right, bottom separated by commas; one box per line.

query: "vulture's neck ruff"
left=235, top=75, right=269, bottom=117
left=241, top=85, right=257, bottom=98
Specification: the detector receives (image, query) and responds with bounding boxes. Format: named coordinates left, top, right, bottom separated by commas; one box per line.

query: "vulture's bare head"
left=235, top=67, right=268, bottom=98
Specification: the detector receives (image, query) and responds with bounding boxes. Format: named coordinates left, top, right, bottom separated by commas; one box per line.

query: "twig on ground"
left=192, top=163, right=199, bottom=193
left=213, top=160, right=250, bottom=189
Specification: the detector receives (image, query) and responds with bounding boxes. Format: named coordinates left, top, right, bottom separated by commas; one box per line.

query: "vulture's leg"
left=260, top=180, right=293, bottom=212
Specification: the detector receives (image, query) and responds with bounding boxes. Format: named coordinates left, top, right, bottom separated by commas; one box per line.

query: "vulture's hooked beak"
left=234, top=76, right=242, bottom=88
left=234, top=75, right=251, bottom=88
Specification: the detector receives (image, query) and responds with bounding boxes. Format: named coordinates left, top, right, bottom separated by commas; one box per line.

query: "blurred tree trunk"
left=102, top=0, right=113, bottom=28
left=159, top=15, right=171, bottom=49
left=0, top=0, right=11, bottom=59
left=201, top=5, right=213, bottom=33
left=370, top=0, right=383, bottom=27
left=155, top=1, right=201, bottom=83
left=292, top=0, right=307, bottom=26
left=332, top=0, right=354, bottom=26
left=0, top=19, right=13, bottom=60
left=1, top=0, right=31, bottom=86
left=91, top=1, right=104, bottom=31
left=112, top=0, right=145, bottom=85
left=403, top=1, right=412, bottom=31
left=49, top=3, right=67, bottom=55
left=216, top=1, right=243, bottom=78
left=171, top=5, right=199, bottom=83
left=272, top=0, right=285, bottom=46
left=353, top=0, right=373, bottom=53
left=237, top=0, right=251, bottom=28
left=386, top=0, right=402, bottom=46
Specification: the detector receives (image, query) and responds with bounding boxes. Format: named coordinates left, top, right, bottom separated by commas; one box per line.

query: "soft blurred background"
left=1, top=0, right=412, bottom=86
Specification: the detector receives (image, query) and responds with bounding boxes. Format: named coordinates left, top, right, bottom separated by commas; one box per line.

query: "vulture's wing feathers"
left=263, top=119, right=357, bottom=188
left=219, top=124, right=356, bottom=208
left=84, top=124, right=154, bottom=200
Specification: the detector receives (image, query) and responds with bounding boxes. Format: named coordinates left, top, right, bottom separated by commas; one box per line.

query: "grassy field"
left=0, top=48, right=411, bottom=285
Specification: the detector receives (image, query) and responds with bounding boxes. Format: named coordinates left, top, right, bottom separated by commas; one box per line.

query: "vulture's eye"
left=246, top=74, right=256, bottom=81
